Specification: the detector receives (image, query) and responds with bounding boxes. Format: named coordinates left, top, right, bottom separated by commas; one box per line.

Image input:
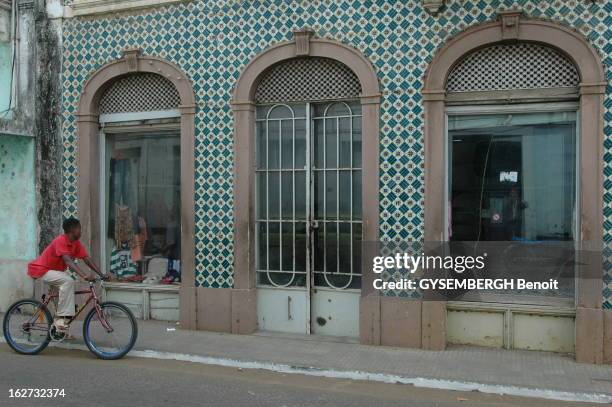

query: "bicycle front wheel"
left=83, top=302, right=138, bottom=360
left=2, top=300, right=51, bottom=355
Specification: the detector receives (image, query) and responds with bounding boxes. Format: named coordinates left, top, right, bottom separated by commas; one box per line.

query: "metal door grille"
left=254, top=58, right=362, bottom=103
left=446, top=43, right=580, bottom=92
left=99, top=73, right=181, bottom=114
left=255, top=101, right=362, bottom=290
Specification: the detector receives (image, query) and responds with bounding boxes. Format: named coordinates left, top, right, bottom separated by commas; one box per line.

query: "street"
left=0, top=345, right=598, bottom=407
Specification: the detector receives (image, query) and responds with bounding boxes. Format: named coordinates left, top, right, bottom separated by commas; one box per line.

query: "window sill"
left=67, top=0, right=190, bottom=17
left=104, top=281, right=180, bottom=292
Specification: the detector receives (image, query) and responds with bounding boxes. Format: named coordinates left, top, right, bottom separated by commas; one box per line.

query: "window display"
left=103, top=131, right=181, bottom=284
left=448, top=111, right=577, bottom=242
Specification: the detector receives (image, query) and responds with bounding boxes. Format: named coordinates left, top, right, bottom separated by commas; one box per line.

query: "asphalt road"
left=0, top=345, right=598, bottom=407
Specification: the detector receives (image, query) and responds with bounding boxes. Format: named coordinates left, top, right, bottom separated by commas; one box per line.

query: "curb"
left=2, top=338, right=611, bottom=404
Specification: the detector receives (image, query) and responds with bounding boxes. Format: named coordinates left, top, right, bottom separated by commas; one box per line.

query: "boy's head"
left=62, top=218, right=82, bottom=240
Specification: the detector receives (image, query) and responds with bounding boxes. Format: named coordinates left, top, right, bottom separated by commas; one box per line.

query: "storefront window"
left=447, top=110, right=577, bottom=302
left=448, top=111, right=577, bottom=242
left=103, top=131, right=181, bottom=284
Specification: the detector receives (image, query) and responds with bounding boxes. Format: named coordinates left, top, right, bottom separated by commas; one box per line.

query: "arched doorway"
left=232, top=30, right=381, bottom=337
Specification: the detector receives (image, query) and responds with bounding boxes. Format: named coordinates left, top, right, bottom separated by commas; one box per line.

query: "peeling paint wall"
left=0, top=1, right=63, bottom=311
left=0, top=135, right=36, bottom=310
left=35, top=1, right=63, bottom=251
left=0, top=42, right=10, bottom=112
left=0, top=136, right=36, bottom=259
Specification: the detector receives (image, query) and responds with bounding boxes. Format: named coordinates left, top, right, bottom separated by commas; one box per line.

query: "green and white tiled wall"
left=60, top=0, right=612, bottom=306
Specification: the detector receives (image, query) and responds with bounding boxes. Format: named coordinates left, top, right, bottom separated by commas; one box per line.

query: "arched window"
left=423, top=15, right=605, bottom=359
left=76, top=50, right=196, bottom=325
left=98, top=73, right=182, bottom=290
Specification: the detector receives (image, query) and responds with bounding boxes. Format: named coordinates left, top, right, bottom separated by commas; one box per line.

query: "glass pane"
left=448, top=112, right=577, bottom=242
left=327, top=102, right=351, bottom=117
left=281, top=222, right=293, bottom=271
left=353, top=223, right=362, bottom=276
left=325, top=118, right=338, bottom=169
left=325, top=222, right=338, bottom=273
left=256, top=105, right=270, bottom=120
left=268, top=222, right=280, bottom=271
left=281, top=120, right=293, bottom=169
left=268, top=172, right=280, bottom=220
left=256, top=172, right=266, bottom=219
left=256, top=121, right=267, bottom=169
left=325, top=171, right=337, bottom=219
left=268, top=120, right=280, bottom=169
left=313, top=118, right=324, bottom=169
left=339, top=117, right=352, bottom=168
left=295, top=222, right=307, bottom=272
left=295, top=118, right=307, bottom=169
left=338, top=170, right=351, bottom=221
left=352, top=116, right=362, bottom=168
left=295, top=171, right=306, bottom=220
left=338, top=222, right=352, bottom=275
left=105, top=132, right=180, bottom=283
left=313, top=226, right=325, bottom=272
left=268, top=105, right=293, bottom=119
left=257, top=222, right=267, bottom=270
left=314, top=170, right=325, bottom=220
left=348, top=100, right=362, bottom=115
left=292, top=104, right=306, bottom=118
left=353, top=170, right=362, bottom=220
left=281, top=172, right=293, bottom=219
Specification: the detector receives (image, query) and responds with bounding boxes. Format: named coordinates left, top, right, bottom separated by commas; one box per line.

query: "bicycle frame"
left=31, top=281, right=113, bottom=333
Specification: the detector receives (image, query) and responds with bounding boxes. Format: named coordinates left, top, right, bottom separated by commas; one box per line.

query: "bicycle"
left=2, top=277, right=138, bottom=360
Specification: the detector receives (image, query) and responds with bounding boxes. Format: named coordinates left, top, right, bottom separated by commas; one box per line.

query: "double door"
left=255, top=101, right=362, bottom=337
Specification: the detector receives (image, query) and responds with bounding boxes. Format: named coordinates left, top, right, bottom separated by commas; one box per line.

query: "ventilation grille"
left=99, top=73, right=181, bottom=114
left=254, top=58, right=362, bottom=103
left=446, top=43, right=580, bottom=92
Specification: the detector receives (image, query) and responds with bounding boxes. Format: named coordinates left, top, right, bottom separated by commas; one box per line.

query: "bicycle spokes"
left=4, top=302, right=51, bottom=353
left=85, top=304, right=135, bottom=358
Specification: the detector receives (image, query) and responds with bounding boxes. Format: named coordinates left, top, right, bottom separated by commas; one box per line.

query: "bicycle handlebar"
left=88, top=275, right=110, bottom=285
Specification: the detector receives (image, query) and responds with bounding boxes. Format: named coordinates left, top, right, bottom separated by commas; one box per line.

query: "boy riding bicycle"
left=27, top=218, right=107, bottom=333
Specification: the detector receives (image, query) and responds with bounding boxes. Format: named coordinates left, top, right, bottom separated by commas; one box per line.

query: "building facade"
left=54, top=0, right=612, bottom=363
left=0, top=0, right=62, bottom=312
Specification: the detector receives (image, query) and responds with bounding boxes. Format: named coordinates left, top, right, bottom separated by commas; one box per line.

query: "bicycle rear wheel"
left=83, top=301, right=137, bottom=360
left=3, top=300, right=51, bottom=355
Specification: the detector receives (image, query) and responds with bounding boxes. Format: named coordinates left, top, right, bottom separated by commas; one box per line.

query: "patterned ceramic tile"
left=60, top=0, right=612, bottom=300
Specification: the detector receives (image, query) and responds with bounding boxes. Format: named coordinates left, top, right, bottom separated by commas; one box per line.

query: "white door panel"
left=311, top=288, right=360, bottom=337
left=257, top=287, right=308, bottom=334
left=256, top=101, right=363, bottom=337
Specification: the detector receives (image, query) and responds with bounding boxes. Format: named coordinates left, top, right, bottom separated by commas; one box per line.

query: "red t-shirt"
left=27, top=234, right=89, bottom=279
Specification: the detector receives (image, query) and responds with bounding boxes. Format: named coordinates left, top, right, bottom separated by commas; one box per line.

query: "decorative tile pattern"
left=60, top=1, right=612, bottom=301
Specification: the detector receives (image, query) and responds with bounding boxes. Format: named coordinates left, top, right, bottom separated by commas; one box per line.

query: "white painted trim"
left=67, top=0, right=190, bottom=17
left=99, top=109, right=180, bottom=124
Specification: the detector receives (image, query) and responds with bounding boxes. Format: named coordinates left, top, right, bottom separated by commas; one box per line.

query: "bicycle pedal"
left=49, top=327, right=67, bottom=342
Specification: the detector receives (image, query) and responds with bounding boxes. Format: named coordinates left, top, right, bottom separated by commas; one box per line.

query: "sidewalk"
left=7, top=317, right=612, bottom=403
left=58, top=321, right=612, bottom=402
